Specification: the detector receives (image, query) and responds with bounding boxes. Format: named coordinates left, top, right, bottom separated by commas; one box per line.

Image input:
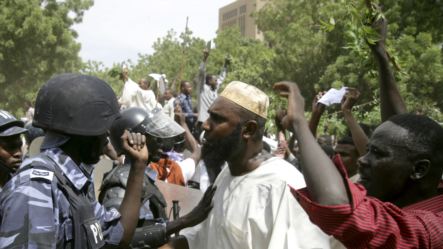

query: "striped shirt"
left=291, top=156, right=443, bottom=249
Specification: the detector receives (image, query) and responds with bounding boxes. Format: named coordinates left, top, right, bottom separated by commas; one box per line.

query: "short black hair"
left=205, top=74, right=216, bottom=84
left=388, top=114, right=443, bottom=168
left=180, top=80, right=189, bottom=89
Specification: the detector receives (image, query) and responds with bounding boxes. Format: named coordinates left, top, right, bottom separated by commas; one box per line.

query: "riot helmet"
left=33, top=73, right=119, bottom=136
left=110, top=107, right=185, bottom=157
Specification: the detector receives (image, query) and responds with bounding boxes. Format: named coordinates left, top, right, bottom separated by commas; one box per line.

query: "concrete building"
left=218, top=0, right=269, bottom=40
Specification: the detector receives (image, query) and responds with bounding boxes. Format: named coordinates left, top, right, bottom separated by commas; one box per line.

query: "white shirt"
left=119, top=78, right=145, bottom=110
left=177, top=157, right=196, bottom=184
left=162, top=97, right=176, bottom=119
left=182, top=157, right=330, bottom=249
left=140, top=89, right=161, bottom=111
left=196, top=62, right=226, bottom=123
left=197, top=84, right=218, bottom=123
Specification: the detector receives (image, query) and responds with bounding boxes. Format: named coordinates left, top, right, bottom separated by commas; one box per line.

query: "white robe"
left=182, top=157, right=330, bottom=249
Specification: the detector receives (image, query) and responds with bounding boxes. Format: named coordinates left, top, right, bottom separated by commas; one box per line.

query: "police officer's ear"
left=242, top=120, right=258, bottom=140
left=410, top=159, right=431, bottom=180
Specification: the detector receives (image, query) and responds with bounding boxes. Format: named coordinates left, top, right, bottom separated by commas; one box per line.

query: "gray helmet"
left=110, top=107, right=185, bottom=155
left=0, top=110, right=27, bottom=137
left=33, top=73, right=119, bottom=136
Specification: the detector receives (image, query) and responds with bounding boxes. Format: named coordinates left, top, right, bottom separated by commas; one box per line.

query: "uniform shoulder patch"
left=30, top=169, right=54, bottom=182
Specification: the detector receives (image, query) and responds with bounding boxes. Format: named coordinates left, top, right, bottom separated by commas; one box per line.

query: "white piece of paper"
left=148, top=73, right=163, bottom=81
left=318, top=87, right=348, bottom=106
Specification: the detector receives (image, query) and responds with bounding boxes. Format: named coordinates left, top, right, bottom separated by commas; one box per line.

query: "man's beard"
left=202, top=125, right=242, bottom=183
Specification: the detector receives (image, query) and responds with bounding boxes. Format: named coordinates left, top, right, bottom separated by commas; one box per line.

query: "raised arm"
left=308, top=92, right=326, bottom=137
left=273, top=81, right=349, bottom=205
left=216, top=56, right=230, bottom=88
left=118, top=131, right=149, bottom=245
left=341, top=88, right=369, bottom=155
left=175, top=105, right=201, bottom=163
left=369, top=16, right=406, bottom=121
left=196, top=49, right=209, bottom=93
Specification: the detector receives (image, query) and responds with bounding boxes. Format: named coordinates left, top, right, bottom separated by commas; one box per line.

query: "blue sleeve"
left=0, top=168, right=58, bottom=248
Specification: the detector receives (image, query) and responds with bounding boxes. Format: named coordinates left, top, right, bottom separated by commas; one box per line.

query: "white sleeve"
left=178, top=158, right=196, bottom=183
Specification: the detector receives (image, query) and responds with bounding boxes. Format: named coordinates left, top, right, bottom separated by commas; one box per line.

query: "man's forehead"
left=210, top=97, right=236, bottom=112
left=0, top=135, right=22, bottom=144
left=371, top=121, right=412, bottom=148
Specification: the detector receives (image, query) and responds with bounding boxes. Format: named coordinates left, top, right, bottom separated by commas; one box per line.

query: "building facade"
left=218, top=0, right=269, bottom=40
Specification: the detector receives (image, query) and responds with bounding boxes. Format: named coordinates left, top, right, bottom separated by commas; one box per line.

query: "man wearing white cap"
left=162, top=81, right=329, bottom=249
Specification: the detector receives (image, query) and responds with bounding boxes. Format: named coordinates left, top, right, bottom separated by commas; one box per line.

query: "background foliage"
left=0, top=0, right=93, bottom=113
left=2, top=0, right=442, bottom=137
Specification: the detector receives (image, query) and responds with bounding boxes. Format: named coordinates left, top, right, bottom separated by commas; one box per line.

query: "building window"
left=223, top=8, right=238, bottom=21
left=240, top=5, right=246, bottom=14
left=239, top=15, right=246, bottom=35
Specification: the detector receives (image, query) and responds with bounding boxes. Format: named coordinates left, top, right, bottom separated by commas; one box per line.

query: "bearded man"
left=161, top=81, right=330, bottom=249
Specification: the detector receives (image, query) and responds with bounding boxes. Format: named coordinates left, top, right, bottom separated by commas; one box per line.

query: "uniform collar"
left=43, top=147, right=92, bottom=191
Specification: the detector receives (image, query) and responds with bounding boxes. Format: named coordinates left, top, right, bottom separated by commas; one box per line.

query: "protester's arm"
left=369, top=17, right=406, bottom=121
left=196, top=49, right=209, bottom=94
left=308, top=92, right=326, bottom=137
left=118, top=131, right=149, bottom=245
left=216, top=56, right=230, bottom=88
left=274, top=81, right=349, bottom=205
left=158, top=186, right=216, bottom=249
left=175, top=107, right=201, bottom=163
left=165, top=185, right=216, bottom=235
left=341, top=88, right=369, bottom=155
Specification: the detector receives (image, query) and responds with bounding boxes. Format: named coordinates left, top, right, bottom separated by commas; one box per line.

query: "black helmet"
left=33, top=73, right=119, bottom=136
left=110, top=107, right=184, bottom=155
left=0, top=110, right=27, bottom=137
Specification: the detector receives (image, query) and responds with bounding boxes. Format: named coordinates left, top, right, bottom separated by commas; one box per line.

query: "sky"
left=73, top=0, right=234, bottom=67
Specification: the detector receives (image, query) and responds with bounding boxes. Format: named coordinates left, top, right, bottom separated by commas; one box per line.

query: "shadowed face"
left=181, top=82, right=192, bottom=95
left=357, top=121, right=414, bottom=201
left=0, top=135, right=23, bottom=173
left=335, top=143, right=359, bottom=176
left=73, top=134, right=108, bottom=165
left=201, top=98, right=244, bottom=179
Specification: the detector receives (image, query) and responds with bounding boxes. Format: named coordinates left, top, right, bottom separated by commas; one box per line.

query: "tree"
left=256, top=0, right=443, bottom=136
left=0, top=0, right=93, bottom=115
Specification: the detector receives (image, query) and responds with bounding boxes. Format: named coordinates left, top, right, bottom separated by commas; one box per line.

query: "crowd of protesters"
left=0, top=15, right=442, bottom=249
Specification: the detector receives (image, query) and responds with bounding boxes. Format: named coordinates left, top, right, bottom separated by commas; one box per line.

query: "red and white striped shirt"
left=291, top=156, right=443, bottom=249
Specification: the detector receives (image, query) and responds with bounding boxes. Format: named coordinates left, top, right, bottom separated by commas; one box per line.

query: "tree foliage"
left=4, top=0, right=439, bottom=135
left=255, top=0, right=443, bottom=135
left=0, top=0, right=93, bottom=114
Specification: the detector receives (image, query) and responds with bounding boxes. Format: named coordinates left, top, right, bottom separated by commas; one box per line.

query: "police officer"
left=100, top=107, right=216, bottom=248
left=0, top=74, right=149, bottom=248
left=0, top=110, right=27, bottom=189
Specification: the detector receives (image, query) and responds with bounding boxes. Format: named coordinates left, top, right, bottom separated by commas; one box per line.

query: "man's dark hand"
left=180, top=185, right=216, bottom=228
left=341, top=88, right=360, bottom=113
left=311, top=91, right=326, bottom=115
left=121, top=130, right=148, bottom=167
left=224, top=55, right=231, bottom=67
left=203, top=49, right=210, bottom=62
left=368, top=14, right=388, bottom=56
left=273, top=81, right=306, bottom=132
left=274, top=108, right=287, bottom=132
